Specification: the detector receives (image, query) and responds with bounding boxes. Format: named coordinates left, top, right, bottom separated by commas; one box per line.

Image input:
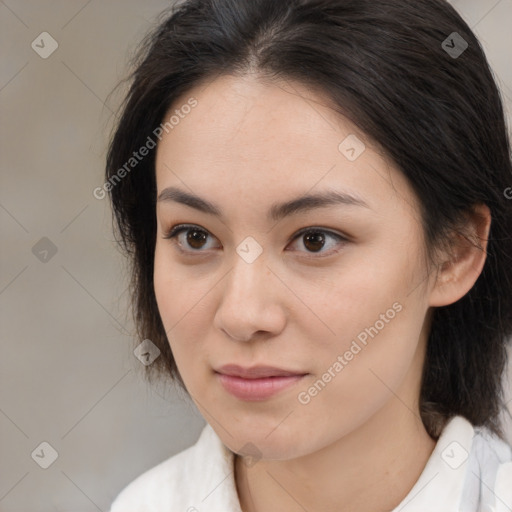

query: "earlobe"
left=428, top=204, right=491, bottom=307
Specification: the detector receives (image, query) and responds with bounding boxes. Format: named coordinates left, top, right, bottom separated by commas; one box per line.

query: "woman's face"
left=153, top=74, right=437, bottom=459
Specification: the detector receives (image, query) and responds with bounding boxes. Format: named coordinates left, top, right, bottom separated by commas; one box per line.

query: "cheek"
left=153, top=246, right=208, bottom=366
left=291, top=258, right=410, bottom=353
left=153, top=246, right=179, bottom=328
left=294, top=305, right=423, bottom=435
left=153, top=243, right=210, bottom=325
left=293, top=248, right=426, bottom=391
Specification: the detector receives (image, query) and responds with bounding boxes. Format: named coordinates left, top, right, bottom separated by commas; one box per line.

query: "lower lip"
left=216, top=373, right=306, bottom=401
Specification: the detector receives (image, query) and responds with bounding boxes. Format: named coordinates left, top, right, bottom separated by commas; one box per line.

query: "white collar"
left=390, top=415, right=475, bottom=511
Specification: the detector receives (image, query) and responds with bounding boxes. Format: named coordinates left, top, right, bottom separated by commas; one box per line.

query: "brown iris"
left=186, top=229, right=208, bottom=249
left=302, top=232, right=325, bottom=252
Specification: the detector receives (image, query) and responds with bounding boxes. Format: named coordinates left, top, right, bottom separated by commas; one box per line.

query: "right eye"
left=162, top=224, right=220, bottom=254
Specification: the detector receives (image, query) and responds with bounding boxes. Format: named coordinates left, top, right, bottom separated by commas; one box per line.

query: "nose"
left=213, top=252, right=286, bottom=342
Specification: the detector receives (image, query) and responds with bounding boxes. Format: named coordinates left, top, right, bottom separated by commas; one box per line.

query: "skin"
left=153, top=73, right=491, bottom=512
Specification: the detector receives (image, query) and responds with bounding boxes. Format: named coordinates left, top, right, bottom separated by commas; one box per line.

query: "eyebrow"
left=157, top=186, right=371, bottom=222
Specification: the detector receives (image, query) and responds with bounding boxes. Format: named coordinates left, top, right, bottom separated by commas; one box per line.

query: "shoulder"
left=459, top=417, right=512, bottom=511
left=109, top=423, right=239, bottom=512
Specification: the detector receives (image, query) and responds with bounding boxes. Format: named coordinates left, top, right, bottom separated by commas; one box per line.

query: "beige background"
left=0, top=1, right=511, bottom=510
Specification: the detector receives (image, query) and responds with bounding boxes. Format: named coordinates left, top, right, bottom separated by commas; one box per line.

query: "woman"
left=106, top=0, right=512, bottom=510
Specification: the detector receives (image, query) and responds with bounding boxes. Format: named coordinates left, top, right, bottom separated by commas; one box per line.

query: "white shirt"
left=110, top=415, right=512, bottom=511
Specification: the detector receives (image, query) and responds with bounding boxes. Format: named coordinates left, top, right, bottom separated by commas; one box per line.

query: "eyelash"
left=162, top=224, right=348, bottom=258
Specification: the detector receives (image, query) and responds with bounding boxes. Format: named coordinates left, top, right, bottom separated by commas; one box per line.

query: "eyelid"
left=289, top=226, right=347, bottom=242
left=162, top=223, right=218, bottom=256
left=162, top=223, right=348, bottom=257
left=162, top=223, right=214, bottom=243
left=286, top=226, right=348, bottom=258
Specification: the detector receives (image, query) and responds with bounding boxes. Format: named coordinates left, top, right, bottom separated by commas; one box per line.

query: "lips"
left=214, top=364, right=308, bottom=401
left=216, top=364, right=305, bottom=378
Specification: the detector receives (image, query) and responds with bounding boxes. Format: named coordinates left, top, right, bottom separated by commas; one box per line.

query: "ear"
left=428, top=203, right=491, bottom=307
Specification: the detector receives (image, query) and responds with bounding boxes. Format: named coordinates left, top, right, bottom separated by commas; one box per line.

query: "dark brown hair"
left=105, top=0, right=512, bottom=439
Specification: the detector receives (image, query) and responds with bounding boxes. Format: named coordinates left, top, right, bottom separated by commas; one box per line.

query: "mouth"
left=214, top=364, right=308, bottom=401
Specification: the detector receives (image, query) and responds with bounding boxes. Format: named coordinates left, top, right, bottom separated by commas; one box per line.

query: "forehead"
left=154, top=74, right=419, bottom=221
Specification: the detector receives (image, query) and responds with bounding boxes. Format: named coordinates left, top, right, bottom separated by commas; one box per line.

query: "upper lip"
left=215, top=364, right=307, bottom=379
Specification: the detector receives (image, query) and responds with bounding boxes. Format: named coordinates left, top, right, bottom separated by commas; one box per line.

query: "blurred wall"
left=0, top=0, right=511, bottom=510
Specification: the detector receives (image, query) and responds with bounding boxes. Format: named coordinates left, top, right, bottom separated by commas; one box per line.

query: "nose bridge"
left=213, top=242, right=283, bottom=341
left=226, top=244, right=270, bottom=298
left=221, top=243, right=276, bottom=312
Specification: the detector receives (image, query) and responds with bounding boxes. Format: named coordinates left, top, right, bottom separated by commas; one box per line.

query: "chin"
left=212, top=417, right=315, bottom=461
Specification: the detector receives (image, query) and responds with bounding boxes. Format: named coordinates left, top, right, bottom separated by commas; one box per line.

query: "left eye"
left=163, top=224, right=347, bottom=257
left=288, top=227, right=347, bottom=256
